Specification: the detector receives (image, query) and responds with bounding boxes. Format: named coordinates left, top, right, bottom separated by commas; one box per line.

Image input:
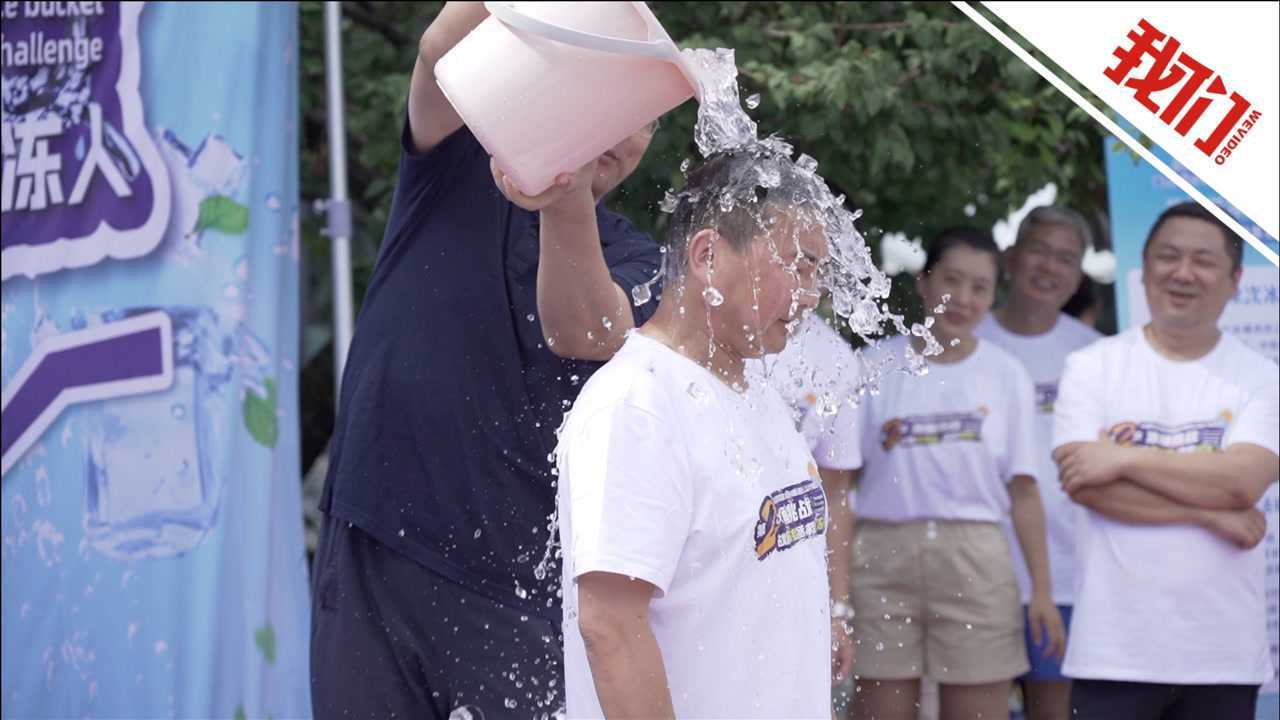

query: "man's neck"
left=1144, top=322, right=1221, bottom=361
left=996, top=296, right=1059, bottom=337
left=643, top=296, right=747, bottom=388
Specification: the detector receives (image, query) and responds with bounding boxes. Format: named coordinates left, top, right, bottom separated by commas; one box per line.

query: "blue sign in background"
left=2, top=3, right=309, bottom=718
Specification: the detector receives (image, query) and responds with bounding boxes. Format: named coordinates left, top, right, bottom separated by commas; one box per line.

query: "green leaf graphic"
left=243, top=379, right=279, bottom=449
left=195, top=195, right=250, bottom=235
left=254, top=623, right=276, bottom=665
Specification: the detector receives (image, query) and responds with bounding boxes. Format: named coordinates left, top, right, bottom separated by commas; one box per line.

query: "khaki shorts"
left=849, top=519, right=1029, bottom=685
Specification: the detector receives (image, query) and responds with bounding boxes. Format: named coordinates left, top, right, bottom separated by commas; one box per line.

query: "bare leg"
left=939, top=680, right=1011, bottom=720
left=849, top=678, right=921, bottom=720
left=1023, top=680, right=1071, bottom=720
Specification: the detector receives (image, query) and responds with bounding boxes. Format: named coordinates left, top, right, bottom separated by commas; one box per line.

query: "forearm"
left=418, top=2, right=488, bottom=63
left=1071, top=479, right=1208, bottom=526
left=820, top=468, right=854, bottom=605
left=584, top=620, right=675, bottom=719
left=1121, top=447, right=1272, bottom=511
left=537, top=196, right=633, bottom=360
left=1008, top=477, right=1053, bottom=600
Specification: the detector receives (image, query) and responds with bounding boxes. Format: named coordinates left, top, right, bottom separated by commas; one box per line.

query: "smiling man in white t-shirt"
left=1052, top=202, right=1279, bottom=720
left=557, top=150, right=841, bottom=719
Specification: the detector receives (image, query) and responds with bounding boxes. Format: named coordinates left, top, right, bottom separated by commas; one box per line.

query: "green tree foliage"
left=297, top=1, right=1108, bottom=467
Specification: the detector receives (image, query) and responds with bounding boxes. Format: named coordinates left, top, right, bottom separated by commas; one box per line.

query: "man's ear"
left=687, top=228, right=719, bottom=286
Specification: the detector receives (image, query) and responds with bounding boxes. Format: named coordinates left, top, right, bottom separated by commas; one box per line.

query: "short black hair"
left=664, top=149, right=817, bottom=278
left=1142, top=201, right=1243, bottom=271
left=922, top=226, right=1001, bottom=276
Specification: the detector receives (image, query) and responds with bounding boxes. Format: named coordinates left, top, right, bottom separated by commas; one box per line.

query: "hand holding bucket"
left=435, top=1, right=701, bottom=197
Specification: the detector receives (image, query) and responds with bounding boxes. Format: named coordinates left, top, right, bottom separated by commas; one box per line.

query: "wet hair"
left=1142, top=201, right=1243, bottom=271
left=921, top=226, right=1001, bottom=277
left=664, top=150, right=815, bottom=279
left=1015, top=205, right=1093, bottom=254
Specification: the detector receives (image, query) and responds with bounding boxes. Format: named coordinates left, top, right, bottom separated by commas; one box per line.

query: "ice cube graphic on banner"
left=1, top=3, right=309, bottom=718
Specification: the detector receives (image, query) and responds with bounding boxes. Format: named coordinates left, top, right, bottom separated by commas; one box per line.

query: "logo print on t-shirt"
left=1105, top=413, right=1230, bottom=453
left=881, top=408, right=987, bottom=451
left=1035, top=382, right=1059, bottom=414
left=753, top=467, right=828, bottom=561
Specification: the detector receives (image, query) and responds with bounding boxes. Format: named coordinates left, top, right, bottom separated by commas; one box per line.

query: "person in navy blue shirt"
left=309, top=4, right=664, bottom=718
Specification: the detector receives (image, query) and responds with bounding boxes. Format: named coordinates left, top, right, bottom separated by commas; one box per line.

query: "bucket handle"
left=483, top=1, right=678, bottom=61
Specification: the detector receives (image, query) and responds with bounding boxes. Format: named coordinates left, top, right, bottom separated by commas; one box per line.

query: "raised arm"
left=408, top=2, right=489, bottom=153
left=578, top=572, right=676, bottom=719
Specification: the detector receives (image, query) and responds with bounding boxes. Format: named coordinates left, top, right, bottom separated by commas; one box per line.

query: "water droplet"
left=950, top=338, right=961, bottom=347
left=170, top=404, right=186, bottom=419
left=745, top=93, right=761, bottom=109
left=601, top=316, right=613, bottom=331
left=586, top=330, right=595, bottom=341
left=504, top=698, right=518, bottom=710
left=631, top=282, right=652, bottom=306
left=569, top=374, right=580, bottom=386
left=398, top=529, right=405, bottom=537
left=526, top=313, right=535, bottom=322
left=702, top=286, right=724, bottom=306
left=686, top=382, right=708, bottom=405
left=875, top=642, right=885, bottom=652
left=680, top=158, right=692, bottom=172
left=964, top=623, right=973, bottom=630
left=473, top=528, right=482, bottom=539
left=659, top=190, right=680, bottom=213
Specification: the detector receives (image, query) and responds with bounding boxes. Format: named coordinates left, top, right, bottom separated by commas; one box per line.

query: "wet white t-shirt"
left=853, top=335, right=1039, bottom=523
left=976, top=312, right=1101, bottom=604
left=1054, top=327, right=1279, bottom=684
left=557, top=332, right=831, bottom=719
left=750, top=314, right=864, bottom=471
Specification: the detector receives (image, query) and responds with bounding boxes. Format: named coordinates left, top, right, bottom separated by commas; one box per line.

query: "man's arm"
left=409, top=2, right=489, bottom=153
left=577, top=572, right=675, bottom=719
left=1057, top=441, right=1279, bottom=511
left=820, top=466, right=856, bottom=683
left=491, top=163, right=639, bottom=361
left=1068, top=477, right=1269, bottom=549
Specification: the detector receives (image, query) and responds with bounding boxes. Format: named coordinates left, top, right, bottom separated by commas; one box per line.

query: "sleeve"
left=561, top=402, right=693, bottom=596
left=1004, top=360, right=1040, bottom=482
left=597, top=211, right=663, bottom=327
left=1228, top=376, right=1280, bottom=456
left=395, top=114, right=488, bottom=206
left=808, top=344, right=864, bottom=471
left=1052, top=347, right=1107, bottom=451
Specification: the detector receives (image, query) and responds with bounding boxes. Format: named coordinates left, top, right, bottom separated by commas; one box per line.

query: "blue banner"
left=2, top=2, right=310, bottom=718
left=1104, top=133, right=1279, bottom=719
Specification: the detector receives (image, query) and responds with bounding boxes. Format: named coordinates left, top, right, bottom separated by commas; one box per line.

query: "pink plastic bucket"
left=435, top=1, right=700, bottom=196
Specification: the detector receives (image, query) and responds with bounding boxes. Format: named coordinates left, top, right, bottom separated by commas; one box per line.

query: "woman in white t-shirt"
left=849, top=228, right=1065, bottom=720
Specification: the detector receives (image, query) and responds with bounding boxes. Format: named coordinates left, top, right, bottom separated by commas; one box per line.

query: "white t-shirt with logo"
left=557, top=332, right=831, bottom=719
left=853, top=334, right=1040, bottom=523
left=749, top=314, right=864, bottom=471
left=1053, top=327, right=1279, bottom=684
left=976, top=312, right=1101, bottom=604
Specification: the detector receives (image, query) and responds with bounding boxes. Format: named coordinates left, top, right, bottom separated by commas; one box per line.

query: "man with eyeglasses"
left=309, top=4, right=664, bottom=718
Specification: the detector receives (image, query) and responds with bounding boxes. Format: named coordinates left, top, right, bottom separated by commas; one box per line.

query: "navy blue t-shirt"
left=321, top=123, right=661, bottom=618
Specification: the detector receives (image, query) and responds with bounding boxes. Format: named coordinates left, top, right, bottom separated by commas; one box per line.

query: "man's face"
left=1142, top=217, right=1240, bottom=332
left=591, top=121, right=657, bottom=200
left=710, top=212, right=827, bottom=358
left=1006, top=224, right=1085, bottom=313
left=916, top=245, right=998, bottom=340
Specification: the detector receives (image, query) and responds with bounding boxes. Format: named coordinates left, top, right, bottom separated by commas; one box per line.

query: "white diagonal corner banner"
left=959, top=1, right=1279, bottom=266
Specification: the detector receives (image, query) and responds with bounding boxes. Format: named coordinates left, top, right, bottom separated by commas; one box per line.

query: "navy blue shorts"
left=1020, top=603, right=1072, bottom=682
left=310, top=517, right=564, bottom=719
left=1070, top=679, right=1259, bottom=720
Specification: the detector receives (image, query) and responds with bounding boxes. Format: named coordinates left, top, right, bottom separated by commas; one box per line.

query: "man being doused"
left=556, top=149, right=840, bottom=718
